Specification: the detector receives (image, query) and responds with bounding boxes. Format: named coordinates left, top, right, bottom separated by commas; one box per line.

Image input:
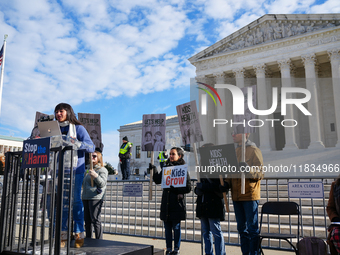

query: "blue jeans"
left=233, top=200, right=259, bottom=255
left=62, top=172, right=85, bottom=233
left=201, top=218, right=226, bottom=255
left=163, top=220, right=181, bottom=251
left=121, top=159, right=130, bottom=180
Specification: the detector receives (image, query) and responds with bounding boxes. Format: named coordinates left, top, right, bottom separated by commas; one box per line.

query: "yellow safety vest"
left=158, top=152, right=165, bottom=162
left=120, top=142, right=132, bottom=155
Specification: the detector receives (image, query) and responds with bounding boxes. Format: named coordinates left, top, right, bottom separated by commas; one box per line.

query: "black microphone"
left=38, top=114, right=54, bottom=122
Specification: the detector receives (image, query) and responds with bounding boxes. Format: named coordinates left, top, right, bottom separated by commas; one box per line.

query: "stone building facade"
left=188, top=14, right=340, bottom=151
left=0, top=135, right=24, bottom=154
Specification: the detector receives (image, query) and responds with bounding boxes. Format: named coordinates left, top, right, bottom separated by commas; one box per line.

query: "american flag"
left=0, top=44, right=3, bottom=66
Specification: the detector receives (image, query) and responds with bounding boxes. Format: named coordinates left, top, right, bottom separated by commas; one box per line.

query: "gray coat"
left=82, top=164, right=108, bottom=200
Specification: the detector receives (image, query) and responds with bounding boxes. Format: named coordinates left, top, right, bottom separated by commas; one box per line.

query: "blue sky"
left=0, top=0, right=338, bottom=167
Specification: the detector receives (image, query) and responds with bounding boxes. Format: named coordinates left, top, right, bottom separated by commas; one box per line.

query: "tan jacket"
left=327, top=181, right=339, bottom=222
left=229, top=145, right=264, bottom=201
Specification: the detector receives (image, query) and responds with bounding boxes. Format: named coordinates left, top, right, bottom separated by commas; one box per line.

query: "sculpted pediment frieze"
left=196, top=14, right=340, bottom=60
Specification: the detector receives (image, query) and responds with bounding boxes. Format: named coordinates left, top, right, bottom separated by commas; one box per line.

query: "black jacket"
left=153, top=160, right=191, bottom=221
left=195, top=177, right=225, bottom=221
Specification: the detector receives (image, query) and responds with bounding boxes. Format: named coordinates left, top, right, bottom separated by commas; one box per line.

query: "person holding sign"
left=82, top=149, right=108, bottom=239
left=229, top=132, right=263, bottom=255
left=195, top=144, right=228, bottom=255
left=151, top=147, right=191, bottom=255
left=55, top=103, right=95, bottom=248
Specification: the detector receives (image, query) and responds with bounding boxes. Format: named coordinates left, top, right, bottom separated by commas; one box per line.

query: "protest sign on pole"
left=142, top=114, right=166, bottom=152
left=176, top=100, right=203, bottom=181
left=78, top=113, right=103, bottom=152
left=198, top=144, right=238, bottom=213
left=198, top=144, right=239, bottom=179
left=142, top=114, right=166, bottom=200
left=176, top=100, right=203, bottom=145
left=219, top=175, right=229, bottom=213
left=233, top=85, right=257, bottom=194
left=161, top=165, right=188, bottom=189
left=30, top=111, right=50, bottom=139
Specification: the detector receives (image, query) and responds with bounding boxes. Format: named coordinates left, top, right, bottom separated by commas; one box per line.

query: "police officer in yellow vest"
left=157, top=151, right=168, bottom=170
left=119, top=136, right=133, bottom=180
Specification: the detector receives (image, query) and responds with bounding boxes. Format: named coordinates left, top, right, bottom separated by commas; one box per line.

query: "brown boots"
left=60, top=231, right=84, bottom=248
left=60, top=231, right=68, bottom=248
left=74, top=232, right=84, bottom=248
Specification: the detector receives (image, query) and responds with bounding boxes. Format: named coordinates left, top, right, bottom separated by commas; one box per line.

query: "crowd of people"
left=40, top=106, right=264, bottom=254
left=35, top=102, right=337, bottom=255
left=147, top=132, right=264, bottom=255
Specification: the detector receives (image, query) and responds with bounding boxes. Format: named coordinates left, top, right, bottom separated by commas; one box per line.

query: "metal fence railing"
left=101, top=177, right=334, bottom=252
left=0, top=151, right=335, bottom=253
left=0, top=147, right=78, bottom=255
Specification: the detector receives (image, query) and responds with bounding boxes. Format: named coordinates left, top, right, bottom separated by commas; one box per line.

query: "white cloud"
left=0, top=0, right=336, bottom=140
left=264, top=0, right=316, bottom=14
left=0, top=0, right=194, bottom=133
left=309, top=0, right=340, bottom=13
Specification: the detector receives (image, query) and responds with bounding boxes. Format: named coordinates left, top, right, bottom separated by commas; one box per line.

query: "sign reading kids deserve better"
left=161, top=164, right=188, bottom=189
left=22, top=137, right=50, bottom=168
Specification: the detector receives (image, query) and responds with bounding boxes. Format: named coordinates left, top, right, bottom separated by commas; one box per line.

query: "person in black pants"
left=82, top=149, right=108, bottom=239
left=151, top=147, right=191, bottom=255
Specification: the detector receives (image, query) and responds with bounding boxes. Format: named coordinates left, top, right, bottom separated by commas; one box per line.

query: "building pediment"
left=189, top=14, right=340, bottom=63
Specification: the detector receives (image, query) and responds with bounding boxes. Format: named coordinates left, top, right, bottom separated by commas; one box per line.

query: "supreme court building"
left=189, top=14, right=340, bottom=154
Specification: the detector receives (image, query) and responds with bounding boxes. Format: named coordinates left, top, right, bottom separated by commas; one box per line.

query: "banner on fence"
left=288, top=182, right=324, bottom=198
left=22, top=137, right=50, bottom=168
left=161, top=164, right=188, bottom=189
left=123, top=183, right=143, bottom=197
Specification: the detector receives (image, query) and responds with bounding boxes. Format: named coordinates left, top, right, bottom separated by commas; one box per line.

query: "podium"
left=0, top=136, right=91, bottom=254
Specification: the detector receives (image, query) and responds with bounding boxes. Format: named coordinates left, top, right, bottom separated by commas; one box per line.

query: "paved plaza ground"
left=104, top=233, right=293, bottom=254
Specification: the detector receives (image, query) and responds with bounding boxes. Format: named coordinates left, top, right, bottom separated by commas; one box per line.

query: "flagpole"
left=0, top=34, right=8, bottom=115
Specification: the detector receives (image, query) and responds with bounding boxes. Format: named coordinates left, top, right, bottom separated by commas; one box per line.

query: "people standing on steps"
left=157, top=151, right=168, bottom=170
left=119, top=136, right=132, bottom=180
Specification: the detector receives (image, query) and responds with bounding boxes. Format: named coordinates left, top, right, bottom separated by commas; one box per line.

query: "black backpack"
left=297, top=237, right=327, bottom=255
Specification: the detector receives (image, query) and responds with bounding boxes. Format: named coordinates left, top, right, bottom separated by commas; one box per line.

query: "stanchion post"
left=219, top=175, right=229, bottom=212
left=149, top=151, right=154, bottom=200
left=193, top=143, right=200, bottom=182
left=90, top=153, right=94, bottom=187
left=241, top=134, right=246, bottom=194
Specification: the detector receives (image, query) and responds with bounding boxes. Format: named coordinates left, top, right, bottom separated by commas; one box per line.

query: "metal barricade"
left=101, top=177, right=334, bottom=252
left=0, top=145, right=77, bottom=255
left=0, top=163, right=335, bottom=253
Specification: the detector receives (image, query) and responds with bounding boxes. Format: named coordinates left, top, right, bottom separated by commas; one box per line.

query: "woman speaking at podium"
left=54, top=103, right=95, bottom=248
